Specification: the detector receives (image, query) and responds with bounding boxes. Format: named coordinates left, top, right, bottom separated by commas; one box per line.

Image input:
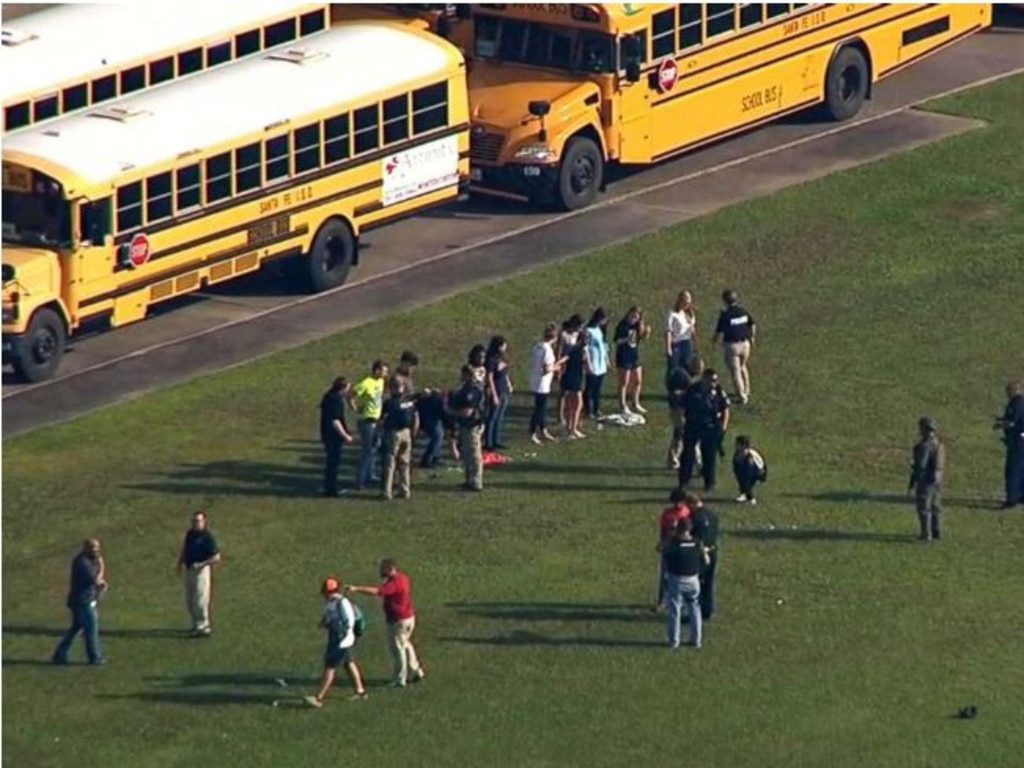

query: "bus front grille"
left=470, top=132, right=504, bottom=163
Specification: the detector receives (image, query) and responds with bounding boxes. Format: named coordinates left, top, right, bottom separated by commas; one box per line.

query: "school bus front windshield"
left=1, top=170, right=72, bottom=249
left=474, top=13, right=617, bottom=74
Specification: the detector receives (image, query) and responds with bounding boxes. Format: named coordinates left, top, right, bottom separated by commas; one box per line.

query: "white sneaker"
left=304, top=695, right=324, bottom=708
left=632, top=404, right=648, bottom=414
left=735, top=494, right=749, bottom=503
left=530, top=434, right=543, bottom=445
left=749, top=498, right=758, bottom=506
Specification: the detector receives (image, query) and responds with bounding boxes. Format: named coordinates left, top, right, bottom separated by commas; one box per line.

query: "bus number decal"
left=741, top=85, right=783, bottom=113
left=258, top=185, right=314, bottom=215
left=508, top=4, right=569, bottom=15
left=247, top=214, right=291, bottom=246
left=782, top=9, right=827, bottom=36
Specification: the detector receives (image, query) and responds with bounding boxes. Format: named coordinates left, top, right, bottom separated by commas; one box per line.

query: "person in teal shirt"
left=583, top=308, right=609, bottom=420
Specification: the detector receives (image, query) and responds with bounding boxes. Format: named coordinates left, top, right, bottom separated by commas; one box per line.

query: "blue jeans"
left=666, top=575, right=701, bottom=649
left=356, top=419, right=379, bottom=488
left=485, top=392, right=510, bottom=448
left=420, top=421, right=444, bottom=468
left=53, top=602, right=102, bottom=663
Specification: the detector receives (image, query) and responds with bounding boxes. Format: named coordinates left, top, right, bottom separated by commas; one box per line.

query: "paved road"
left=3, top=23, right=1023, bottom=438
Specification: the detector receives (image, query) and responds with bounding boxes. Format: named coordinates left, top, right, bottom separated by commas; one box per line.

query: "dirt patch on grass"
left=933, top=199, right=1008, bottom=223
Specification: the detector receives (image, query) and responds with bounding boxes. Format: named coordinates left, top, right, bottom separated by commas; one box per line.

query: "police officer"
left=319, top=376, right=354, bottom=497
left=909, top=417, right=945, bottom=541
left=994, top=380, right=1024, bottom=509
left=666, top=357, right=703, bottom=471
left=380, top=378, right=418, bottom=500
left=712, top=289, right=756, bottom=405
left=678, top=369, right=730, bottom=492
left=687, top=492, right=720, bottom=621
left=449, top=364, right=485, bottom=491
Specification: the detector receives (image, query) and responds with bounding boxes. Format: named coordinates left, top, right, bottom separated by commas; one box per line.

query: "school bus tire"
left=824, top=45, right=869, bottom=122
left=13, top=307, right=66, bottom=383
left=307, top=217, right=355, bottom=292
left=556, top=136, right=603, bottom=211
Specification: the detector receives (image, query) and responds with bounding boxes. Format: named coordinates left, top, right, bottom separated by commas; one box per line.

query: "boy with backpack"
left=732, top=435, right=767, bottom=505
left=305, top=576, right=368, bottom=707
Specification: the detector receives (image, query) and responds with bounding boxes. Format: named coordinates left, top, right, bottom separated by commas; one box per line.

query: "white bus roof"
left=1, top=2, right=326, bottom=105
left=4, top=23, right=459, bottom=188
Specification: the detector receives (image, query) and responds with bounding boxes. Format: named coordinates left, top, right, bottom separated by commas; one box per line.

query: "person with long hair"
left=483, top=336, right=513, bottom=450
left=614, top=305, right=651, bottom=414
left=558, top=314, right=587, bottom=438
left=528, top=323, right=564, bottom=444
left=584, top=308, right=610, bottom=421
left=665, top=290, right=697, bottom=387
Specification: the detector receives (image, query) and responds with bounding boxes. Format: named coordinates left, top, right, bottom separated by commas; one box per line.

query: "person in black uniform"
left=994, top=380, right=1024, bottom=509
left=687, top=492, right=720, bottom=621
left=678, top=369, right=731, bottom=492
left=909, top=417, right=945, bottom=540
left=712, top=289, right=756, bottom=405
left=448, top=365, right=485, bottom=491
left=666, top=356, right=703, bottom=470
left=661, top=517, right=707, bottom=649
left=319, top=377, right=354, bottom=497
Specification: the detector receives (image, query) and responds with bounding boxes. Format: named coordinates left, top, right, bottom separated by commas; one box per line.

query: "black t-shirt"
left=182, top=529, right=219, bottom=567
left=614, top=318, right=642, bottom=367
left=319, top=389, right=347, bottom=441
left=450, top=381, right=484, bottom=426
left=67, top=552, right=101, bottom=606
left=383, top=395, right=416, bottom=431
left=667, top=366, right=695, bottom=410
left=416, top=392, right=444, bottom=429
left=662, top=538, right=703, bottom=577
left=715, top=305, right=755, bottom=343
left=691, top=506, right=719, bottom=548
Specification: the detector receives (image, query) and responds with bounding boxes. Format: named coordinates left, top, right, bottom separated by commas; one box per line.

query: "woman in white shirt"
left=529, top=323, right=564, bottom=444
left=665, top=291, right=697, bottom=385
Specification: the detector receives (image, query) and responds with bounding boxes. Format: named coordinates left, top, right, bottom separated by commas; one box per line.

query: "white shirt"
left=667, top=310, right=695, bottom=344
left=529, top=340, right=556, bottom=394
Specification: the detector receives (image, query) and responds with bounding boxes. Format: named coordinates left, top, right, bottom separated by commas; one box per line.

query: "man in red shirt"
left=346, top=558, right=425, bottom=687
left=654, top=488, right=691, bottom=611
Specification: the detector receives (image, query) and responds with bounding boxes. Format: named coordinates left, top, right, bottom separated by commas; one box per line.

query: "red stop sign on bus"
left=127, top=233, right=150, bottom=268
left=657, top=58, right=679, bottom=94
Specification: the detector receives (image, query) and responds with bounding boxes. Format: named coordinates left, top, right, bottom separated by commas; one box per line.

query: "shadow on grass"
left=447, top=601, right=658, bottom=623
left=2, top=658, right=65, bottom=667
left=100, top=690, right=281, bottom=706
left=3, top=624, right=185, bottom=639
left=732, top=529, right=911, bottom=544
left=441, top=631, right=663, bottom=648
left=780, top=491, right=995, bottom=510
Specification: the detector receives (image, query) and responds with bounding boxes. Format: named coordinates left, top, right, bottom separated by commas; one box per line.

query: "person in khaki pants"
left=346, top=558, right=425, bottom=688
left=449, top=364, right=485, bottom=491
left=176, top=510, right=221, bottom=637
left=712, top=289, right=756, bottom=405
left=380, top=378, right=418, bottom=500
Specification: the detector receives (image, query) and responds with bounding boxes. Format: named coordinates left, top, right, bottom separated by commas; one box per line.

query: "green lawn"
left=4, top=75, right=1024, bottom=768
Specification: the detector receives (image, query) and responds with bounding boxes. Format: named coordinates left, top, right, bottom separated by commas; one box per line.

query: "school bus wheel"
left=556, top=136, right=604, bottom=211
left=824, top=45, right=869, bottom=122
left=307, top=217, right=355, bottom=292
left=14, top=307, right=66, bottom=383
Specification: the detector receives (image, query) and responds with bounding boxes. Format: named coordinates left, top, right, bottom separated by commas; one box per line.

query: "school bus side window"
left=300, top=9, right=327, bottom=36
left=266, top=135, right=291, bottom=181
left=475, top=15, right=500, bottom=58
left=178, top=48, right=204, bottom=77
left=766, top=3, right=791, bottom=19
left=265, top=18, right=297, bottom=48
left=149, top=58, right=175, bottom=86
left=354, top=105, right=380, bottom=154
left=92, top=75, right=117, bottom=104
left=116, top=182, right=143, bottom=232
left=707, top=4, right=737, bottom=37
left=146, top=172, right=173, bottom=223
left=679, top=4, right=704, bottom=49
left=5, top=102, right=31, bottom=131
left=295, top=123, right=322, bottom=172
left=652, top=8, right=677, bottom=58
left=740, top=3, right=763, bottom=27
left=63, top=84, right=89, bottom=112
left=79, top=197, right=111, bottom=245
left=207, top=41, right=232, bottom=68
left=235, top=143, right=262, bottom=193
left=34, top=95, right=59, bottom=123
left=413, top=83, right=448, bottom=134
left=324, top=114, right=351, bottom=163
left=121, top=66, right=146, bottom=95
left=383, top=95, right=409, bottom=145
left=176, top=165, right=201, bottom=211
left=236, top=29, right=261, bottom=57
left=205, top=152, right=233, bottom=203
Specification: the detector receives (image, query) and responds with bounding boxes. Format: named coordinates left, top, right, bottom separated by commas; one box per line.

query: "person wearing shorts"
left=614, top=305, right=650, bottom=414
left=305, top=577, right=367, bottom=707
left=558, top=315, right=587, bottom=438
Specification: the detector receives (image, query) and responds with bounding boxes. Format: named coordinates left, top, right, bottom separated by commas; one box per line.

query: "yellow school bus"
left=465, top=3, right=992, bottom=210
left=331, top=3, right=472, bottom=44
left=2, top=22, right=469, bottom=382
left=2, top=2, right=331, bottom=133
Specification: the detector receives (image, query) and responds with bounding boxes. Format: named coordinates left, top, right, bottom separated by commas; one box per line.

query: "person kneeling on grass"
left=305, top=576, right=367, bottom=707
left=733, top=435, right=767, bottom=504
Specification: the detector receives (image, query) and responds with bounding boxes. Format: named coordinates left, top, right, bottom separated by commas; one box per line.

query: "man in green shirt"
left=350, top=360, right=388, bottom=490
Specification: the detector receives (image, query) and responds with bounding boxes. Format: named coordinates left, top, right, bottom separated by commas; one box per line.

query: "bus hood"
left=469, top=64, right=600, bottom=129
left=2, top=246, right=60, bottom=297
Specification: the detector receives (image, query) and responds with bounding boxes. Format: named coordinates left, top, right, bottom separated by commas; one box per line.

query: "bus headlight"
left=513, top=144, right=558, bottom=163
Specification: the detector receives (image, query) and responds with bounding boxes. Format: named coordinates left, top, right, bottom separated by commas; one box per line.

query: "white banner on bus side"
left=381, top=134, right=459, bottom=206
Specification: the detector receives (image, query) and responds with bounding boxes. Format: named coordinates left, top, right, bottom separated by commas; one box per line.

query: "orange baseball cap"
left=321, top=576, right=340, bottom=595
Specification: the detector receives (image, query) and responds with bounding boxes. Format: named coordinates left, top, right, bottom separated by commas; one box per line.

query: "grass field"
left=4, top=75, right=1024, bottom=768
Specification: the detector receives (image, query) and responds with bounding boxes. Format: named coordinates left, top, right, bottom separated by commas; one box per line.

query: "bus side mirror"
left=1, top=264, right=14, bottom=283
left=622, top=34, right=642, bottom=82
left=528, top=100, right=551, bottom=118
left=625, top=60, right=641, bottom=82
